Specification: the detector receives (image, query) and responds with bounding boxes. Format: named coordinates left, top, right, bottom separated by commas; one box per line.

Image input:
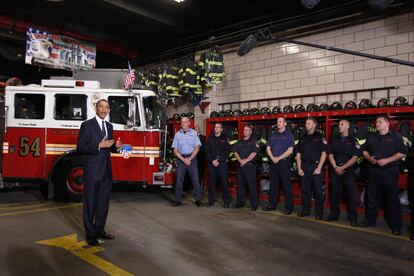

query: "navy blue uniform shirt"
left=267, top=131, right=295, bottom=157
left=328, top=135, right=359, bottom=165
left=206, top=134, right=231, bottom=162
left=363, top=131, right=407, bottom=167
left=297, top=131, right=327, bottom=162
left=233, top=136, right=259, bottom=162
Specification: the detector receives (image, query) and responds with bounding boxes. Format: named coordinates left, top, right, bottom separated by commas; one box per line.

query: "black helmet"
left=242, top=109, right=250, bottom=116
left=359, top=99, right=373, bottom=108
left=344, top=101, right=357, bottom=110
left=294, top=104, right=305, bottom=113
left=250, top=108, right=260, bottom=115
left=394, top=96, right=409, bottom=106
left=272, top=106, right=281, bottom=114
left=283, top=105, right=293, bottom=113
left=377, top=98, right=389, bottom=108
left=180, top=113, right=187, bottom=118
left=233, top=109, right=242, bottom=117
left=187, top=112, right=194, bottom=119
left=306, top=103, right=319, bottom=112
left=330, top=101, right=342, bottom=110
left=218, top=110, right=226, bottom=117
left=225, top=110, right=234, bottom=117
left=319, top=103, right=329, bottom=111
left=260, top=107, right=271, bottom=115
left=210, top=111, right=219, bottom=118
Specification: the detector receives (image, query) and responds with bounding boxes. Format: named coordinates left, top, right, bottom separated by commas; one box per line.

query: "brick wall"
left=193, top=12, right=414, bottom=133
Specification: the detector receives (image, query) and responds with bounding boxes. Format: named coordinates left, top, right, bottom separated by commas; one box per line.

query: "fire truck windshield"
left=143, top=96, right=167, bottom=129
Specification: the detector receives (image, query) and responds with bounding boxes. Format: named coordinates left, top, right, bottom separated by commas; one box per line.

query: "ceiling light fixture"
left=173, top=0, right=185, bottom=3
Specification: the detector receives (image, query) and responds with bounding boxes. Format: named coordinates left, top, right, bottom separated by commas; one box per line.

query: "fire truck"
left=2, top=79, right=173, bottom=201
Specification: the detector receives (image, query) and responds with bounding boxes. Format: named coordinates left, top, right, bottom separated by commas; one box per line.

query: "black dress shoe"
left=297, top=211, right=310, bottom=217
left=315, top=215, right=323, bottom=220
left=97, top=232, right=115, bottom=240
left=233, top=204, right=244, bottom=208
left=172, top=201, right=182, bottom=207
left=251, top=207, right=258, bottom=211
left=223, top=203, right=230, bottom=208
left=205, top=202, right=214, bottom=207
left=86, top=238, right=100, bottom=246
left=262, top=206, right=276, bottom=211
left=410, top=234, right=414, bottom=241
left=326, top=214, right=339, bottom=221
left=195, top=200, right=202, bottom=207
left=283, top=210, right=293, bottom=215
left=391, top=228, right=401, bottom=236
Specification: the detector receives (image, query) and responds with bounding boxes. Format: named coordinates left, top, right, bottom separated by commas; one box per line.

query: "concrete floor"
left=0, top=185, right=413, bottom=276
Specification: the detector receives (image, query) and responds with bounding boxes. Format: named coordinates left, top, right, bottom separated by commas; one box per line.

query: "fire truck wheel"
left=54, top=158, right=84, bottom=202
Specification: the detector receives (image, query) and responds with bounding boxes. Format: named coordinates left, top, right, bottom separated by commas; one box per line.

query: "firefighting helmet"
left=272, top=106, right=281, bottom=114
left=294, top=104, right=305, bottom=113
left=210, top=111, right=219, bottom=118
left=225, top=110, right=234, bottom=117
left=359, top=99, right=373, bottom=109
left=172, top=113, right=180, bottom=120
left=330, top=101, right=342, bottom=110
left=250, top=108, right=260, bottom=115
left=344, top=101, right=357, bottom=110
left=260, top=107, right=271, bottom=115
left=377, top=98, right=390, bottom=108
left=187, top=112, right=194, bottom=119
left=394, top=96, right=409, bottom=106
left=242, top=109, right=250, bottom=116
left=283, top=105, right=293, bottom=113
left=319, top=103, right=329, bottom=111
left=233, top=109, right=242, bottom=117
left=218, top=110, right=226, bottom=117
left=306, top=103, right=319, bottom=112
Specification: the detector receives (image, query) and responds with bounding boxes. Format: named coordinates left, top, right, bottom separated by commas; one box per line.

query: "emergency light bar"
left=41, top=79, right=100, bottom=89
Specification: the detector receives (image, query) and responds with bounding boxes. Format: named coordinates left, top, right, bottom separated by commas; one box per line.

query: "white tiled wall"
left=191, top=12, right=414, bottom=132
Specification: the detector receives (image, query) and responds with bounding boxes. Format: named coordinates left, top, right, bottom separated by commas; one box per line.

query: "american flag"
left=123, top=62, right=135, bottom=90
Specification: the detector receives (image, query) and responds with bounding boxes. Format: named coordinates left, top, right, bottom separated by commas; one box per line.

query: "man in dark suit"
left=77, top=99, right=122, bottom=246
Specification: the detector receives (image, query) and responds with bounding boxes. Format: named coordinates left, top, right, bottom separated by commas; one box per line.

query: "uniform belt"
left=181, top=154, right=192, bottom=158
left=337, top=162, right=345, bottom=166
left=303, top=160, right=319, bottom=164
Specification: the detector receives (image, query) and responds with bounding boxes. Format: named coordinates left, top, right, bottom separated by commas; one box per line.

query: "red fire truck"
left=2, top=79, right=173, bottom=201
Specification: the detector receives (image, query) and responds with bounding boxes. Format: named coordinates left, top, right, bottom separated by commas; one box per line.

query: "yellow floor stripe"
left=0, top=202, right=54, bottom=210
left=0, top=203, right=82, bottom=217
left=37, top=234, right=133, bottom=276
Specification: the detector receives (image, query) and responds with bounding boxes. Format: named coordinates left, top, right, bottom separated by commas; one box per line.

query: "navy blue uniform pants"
left=208, top=162, right=230, bottom=204
left=330, top=169, right=357, bottom=220
left=268, top=159, right=293, bottom=211
left=83, top=176, right=112, bottom=239
left=236, top=163, right=258, bottom=208
left=300, top=162, right=324, bottom=215
left=365, top=166, right=402, bottom=229
left=175, top=159, right=201, bottom=202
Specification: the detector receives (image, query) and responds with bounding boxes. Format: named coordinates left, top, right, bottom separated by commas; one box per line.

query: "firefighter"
left=171, top=117, right=203, bottom=207
left=327, top=119, right=359, bottom=226
left=233, top=125, right=259, bottom=211
left=361, top=115, right=407, bottom=235
left=296, top=117, right=327, bottom=220
left=206, top=122, right=232, bottom=207
left=194, top=125, right=206, bottom=187
left=263, top=117, right=295, bottom=214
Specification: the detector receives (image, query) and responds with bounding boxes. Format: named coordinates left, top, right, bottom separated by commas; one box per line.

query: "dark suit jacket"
left=77, top=117, right=116, bottom=181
